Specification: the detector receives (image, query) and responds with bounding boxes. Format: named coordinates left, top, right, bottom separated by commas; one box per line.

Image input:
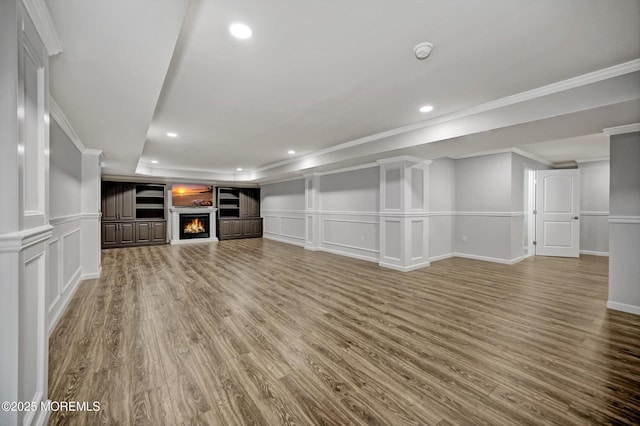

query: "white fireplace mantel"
left=169, top=207, right=218, bottom=245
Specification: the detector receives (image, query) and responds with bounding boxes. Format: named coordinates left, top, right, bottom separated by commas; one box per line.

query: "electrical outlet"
left=461, top=234, right=467, bottom=243
left=360, top=236, right=365, bottom=242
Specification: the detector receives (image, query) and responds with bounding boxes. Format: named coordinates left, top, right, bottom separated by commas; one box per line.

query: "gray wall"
left=48, top=117, right=84, bottom=335
left=319, top=167, right=379, bottom=212
left=261, top=150, right=612, bottom=266
left=50, top=119, right=82, bottom=218
left=455, top=153, right=512, bottom=212
left=579, top=160, right=609, bottom=254
left=261, top=178, right=305, bottom=211
left=429, top=158, right=455, bottom=259
left=319, top=167, right=380, bottom=260
left=608, top=132, right=640, bottom=313
left=454, top=153, right=515, bottom=261
left=261, top=178, right=306, bottom=245
left=610, top=134, right=640, bottom=215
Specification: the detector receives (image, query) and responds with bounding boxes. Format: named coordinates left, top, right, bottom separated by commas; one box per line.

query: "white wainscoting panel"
left=382, top=219, right=402, bottom=261
left=321, top=215, right=379, bottom=261
left=47, top=238, right=60, bottom=311
left=262, top=210, right=305, bottom=246
left=281, top=217, right=305, bottom=240
left=48, top=218, right=83, bottom=335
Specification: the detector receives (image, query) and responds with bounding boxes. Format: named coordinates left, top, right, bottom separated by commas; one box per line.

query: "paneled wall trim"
left=262, top=210, right=305, bottom=246
left=608, top=216, right=640, bottom=224
left=377, top=156, right=432, bottom=272
left=1, top=4, right=52, bottom=424
left=304, top=173, right=322, bottom=250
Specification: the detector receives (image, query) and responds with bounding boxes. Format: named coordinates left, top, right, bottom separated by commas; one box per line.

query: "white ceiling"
left=47, top=0, right=640, bottom=182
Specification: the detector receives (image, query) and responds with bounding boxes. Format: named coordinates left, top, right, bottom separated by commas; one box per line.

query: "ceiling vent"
left=414, top=42, right=434, bottom=60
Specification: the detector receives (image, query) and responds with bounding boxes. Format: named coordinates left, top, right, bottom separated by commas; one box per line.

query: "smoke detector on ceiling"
left=414, top=42, right=434, bottom=60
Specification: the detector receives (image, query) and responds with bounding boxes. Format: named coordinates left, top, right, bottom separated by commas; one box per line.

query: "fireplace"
left=169, top=207, right=217, bottom=245
left=179, top=213, right=210, bottom=240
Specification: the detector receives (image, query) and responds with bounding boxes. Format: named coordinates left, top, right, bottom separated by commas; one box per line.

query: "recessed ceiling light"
left=151, top=160, right=158, bottom=164
left=419, top=105, right=434, bottom=113
left=167, top=132, right=178, bottom=138
left=288, top=150, right=296, bottom=155
left=229, top=23, right=252, bottom=39
left=237, top=168, right=243, bottom=171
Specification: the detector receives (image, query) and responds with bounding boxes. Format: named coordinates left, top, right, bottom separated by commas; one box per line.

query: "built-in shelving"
left=217, top=188, right=241, bottom=218
left=216, top=187, right=262, bottom=240
left=136, top=184, right=165, bottom=220
left=101, top=181, right=167, bottom=248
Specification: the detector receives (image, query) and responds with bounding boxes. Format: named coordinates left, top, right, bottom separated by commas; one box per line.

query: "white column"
left=81, top=149, right=103, bottom=278
left=605, top=124, right=640, bottom=315
left=377, top=156, right=432, bottom=272
left=304, top=173, right=321, bottom=250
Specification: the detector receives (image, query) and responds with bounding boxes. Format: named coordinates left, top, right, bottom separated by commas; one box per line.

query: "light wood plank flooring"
left=49, top=239, right=640, bottom=425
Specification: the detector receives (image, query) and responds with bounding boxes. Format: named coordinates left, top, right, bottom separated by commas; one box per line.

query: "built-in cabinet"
left=101, top=181, right=167, bottom=248
left=217, top=187, right=263, bottom=240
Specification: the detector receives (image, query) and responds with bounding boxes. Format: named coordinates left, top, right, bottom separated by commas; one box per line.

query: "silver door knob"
left=573, top=216, right=579, bottom=220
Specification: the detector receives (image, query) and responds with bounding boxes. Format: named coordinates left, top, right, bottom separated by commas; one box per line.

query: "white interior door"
left=535, top=169, right=581, bottom=257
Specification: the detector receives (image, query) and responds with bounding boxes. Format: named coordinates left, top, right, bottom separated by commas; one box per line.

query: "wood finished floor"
left=49, top=239, right=640, bottom=425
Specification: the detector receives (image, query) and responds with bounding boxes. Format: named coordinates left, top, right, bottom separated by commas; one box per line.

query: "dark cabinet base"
left=101, top=221, right=166, bottom=248
left=218, top=218, right=263, bottom=240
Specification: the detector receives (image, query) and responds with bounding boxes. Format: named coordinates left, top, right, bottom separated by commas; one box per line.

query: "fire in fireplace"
left=179, top=213, right=210, bottom=240
left=184, top=218, right=205, bottom=234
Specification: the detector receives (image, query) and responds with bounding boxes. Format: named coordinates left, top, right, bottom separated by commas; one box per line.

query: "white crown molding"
left=252, top=59, right=640, bottom=175
left=260, top=175, right=306, bottom=186
left=575, top=156, right=609, bottom=164
left=511, top=148, right=555, bottom=167
left=451, top=147, right=555, bottom=167
left=316, top=162, right=378, bottom=176
left=21, top=0, right=63, bottom=56
left=84, top=149, right=103, bottom=157
left=376, top=156, right=432, bottom=165
left=603, top=123, right=640, bottom=135
left=553, top=161, right=579, bottom=169
left=49, top=97, right=86, bottom=152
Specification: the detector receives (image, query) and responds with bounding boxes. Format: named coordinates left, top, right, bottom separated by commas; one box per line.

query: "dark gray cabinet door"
left=152, top=222, right=166, bottom=242
left=101, top=223, right=118, bottom=247
left=120, top=222, right=135, bottom=244
left=102, top=183, right=118, bottom=221
left=120, top=184, right=136, bottom=220
left=136, top=222, right=151, bottom=243
left=239, top=189, right=260, bottom=217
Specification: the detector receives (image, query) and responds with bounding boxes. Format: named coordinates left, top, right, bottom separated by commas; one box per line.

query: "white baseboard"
left=379, top=261, right=431, bottom=272
left=263, top=233, right=305, bottom=247
left=429, top=253, right=454, bottom=262
left=453, top=252, right=522, bottom=265
left=607, top=301, right=640, bottom=316
left=34, top=406, right=50, bottom=426
left=81, top=266, right=102, bottom=280
left=318, top=246, right=378, bottom=263
left=580, top=250, right=609, bottom=257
